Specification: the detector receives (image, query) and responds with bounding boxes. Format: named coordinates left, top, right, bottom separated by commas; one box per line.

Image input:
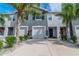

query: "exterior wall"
left=21, top=14, right=48, bottom=37
left=0, top=14, right=16, bottom=40
left=47, top=13, right=66, bottom=39
left=0, top=15, right=16, bottom=27
left=47, top=13, right=66, bottom=27
left=21, top=14, right=47, bottom=27
left=0, top=13, right=48, bottom=39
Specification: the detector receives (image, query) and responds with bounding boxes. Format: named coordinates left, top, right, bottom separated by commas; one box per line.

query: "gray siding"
left=21, top=14, right=47, bottom=29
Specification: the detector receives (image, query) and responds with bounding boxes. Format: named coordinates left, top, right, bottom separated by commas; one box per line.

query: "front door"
left=49, top=28, right=53, bottom=38
left=49, top=27, right=57, bottom=38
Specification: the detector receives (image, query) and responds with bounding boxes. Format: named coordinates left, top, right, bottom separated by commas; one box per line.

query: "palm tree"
left=0, top=14, right=10, bottom=25
left=56, top=3, right=76, bottom=40
left=10, top=3, right=41, bottom=43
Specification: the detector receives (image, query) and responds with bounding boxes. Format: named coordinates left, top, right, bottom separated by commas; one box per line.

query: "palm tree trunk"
left=16, top=16, right=20, bottom=43
left=69, top=21, right=73, bottom=38
left=66, top=24, right=70, bottom=40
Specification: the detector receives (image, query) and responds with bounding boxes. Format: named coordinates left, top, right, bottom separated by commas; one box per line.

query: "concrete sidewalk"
left=3, top=39, right=79, bottom=56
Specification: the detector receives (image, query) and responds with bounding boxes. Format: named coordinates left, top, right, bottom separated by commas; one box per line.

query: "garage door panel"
left=32, top=26, right=45, bottom=39
left=19, top=27, right=28, bottom=36
left=75, top=27, right=79, bottom=43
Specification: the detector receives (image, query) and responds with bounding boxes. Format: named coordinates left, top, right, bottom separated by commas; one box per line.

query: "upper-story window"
left=49, top=16, right=52, bottom=20
left=36, top=15, right=42, bottom=19
left=33, top=11, right=45, bottom=20
left=13, top=18, right=15, bottom=21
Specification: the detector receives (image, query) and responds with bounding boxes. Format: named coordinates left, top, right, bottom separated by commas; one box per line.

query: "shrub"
left=19, top=36, right=25, bottom=42
left=71, top=35, right=77, bottom=44
left=61, top=34, right=67, bottom=41
left=24, top=35, right=28, bottom=40
left=19, top=35, right=28, bottom=42
left=5, top=36, right=16, bottom=47
left=0, top=40, right=3, bottom=49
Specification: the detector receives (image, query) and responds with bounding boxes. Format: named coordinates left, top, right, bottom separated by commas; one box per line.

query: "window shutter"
left=33, top=15, right=35, bottom=20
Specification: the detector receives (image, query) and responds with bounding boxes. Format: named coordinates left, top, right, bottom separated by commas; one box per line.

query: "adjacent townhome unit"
left=0, top=3, right=16, bottom=40
left=47, top=3, right=67, bottom=39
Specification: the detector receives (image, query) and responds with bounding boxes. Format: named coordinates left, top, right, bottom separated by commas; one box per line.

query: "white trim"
left=32, top=26, right=45, bottom=27
left=32, top=26, right=46, bottom=31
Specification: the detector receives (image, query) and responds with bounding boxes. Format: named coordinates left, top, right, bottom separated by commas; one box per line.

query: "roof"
left=0, top=3, right=16, bottom=14
left=40, top=3, right=51, bottom=12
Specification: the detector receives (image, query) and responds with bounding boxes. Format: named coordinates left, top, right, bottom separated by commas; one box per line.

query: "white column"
left=4, top=27, right=8, bottom=37
left=57, top=27, right=60, bottom=40
left=67, top=27, right=70, bottom=39
left=14, top=28, right=16, bottom=36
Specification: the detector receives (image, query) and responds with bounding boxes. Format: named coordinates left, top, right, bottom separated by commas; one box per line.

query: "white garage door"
left=32, top=26, right=46, bottom=39
left=19, top=26, right=28, bottom=36
left=75, top=27, right=79, bottom=43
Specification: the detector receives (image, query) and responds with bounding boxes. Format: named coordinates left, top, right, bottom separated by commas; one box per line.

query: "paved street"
left=3, top=39, right=79, bottom=56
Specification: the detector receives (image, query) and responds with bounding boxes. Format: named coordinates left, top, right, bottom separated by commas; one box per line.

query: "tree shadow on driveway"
left=48, top=39, right=79, bottom=49
left=25, top=39, right=79, bottom=49
left=25, top=39, right=48, bottom=45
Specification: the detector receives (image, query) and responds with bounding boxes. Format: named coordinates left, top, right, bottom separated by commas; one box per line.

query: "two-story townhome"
left=47, top=3, right=79, bottom=43
left=0, top=3, right=49, bottom=40
left=20, top=6, right=49, bottom=39
left=46, top=3, right=67, bottom=40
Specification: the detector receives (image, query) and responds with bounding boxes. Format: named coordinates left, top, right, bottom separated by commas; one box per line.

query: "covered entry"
left=32, top=26, right=46, bottom=39
left=49, top=27, right=57, bottom=38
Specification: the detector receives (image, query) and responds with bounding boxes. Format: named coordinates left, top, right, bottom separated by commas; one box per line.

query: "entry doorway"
left=60, top=27, right=66, bottom=40
left=49, top=27, right=57, bottom=38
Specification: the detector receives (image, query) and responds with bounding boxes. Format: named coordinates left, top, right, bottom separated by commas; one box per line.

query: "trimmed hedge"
left=5, top=36, right=16, bottom=47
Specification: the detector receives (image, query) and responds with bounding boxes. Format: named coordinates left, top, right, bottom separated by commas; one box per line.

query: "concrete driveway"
left=3, top=39, right=79, bottom=56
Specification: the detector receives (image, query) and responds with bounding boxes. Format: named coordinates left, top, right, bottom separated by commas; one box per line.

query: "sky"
left=40, top=3, right=62, bottom=12
left=49, top=3, right=62, bottom=12
left=0, top=3, right=62, bottom=14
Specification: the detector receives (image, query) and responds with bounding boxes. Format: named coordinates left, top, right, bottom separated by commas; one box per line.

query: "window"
left=13, top=18, right=15, bottom=21
left=49, top=16, right=52, bottom=20
left=76, top=27, right=79, bottom=29
left=36, top=15, right=42, bottom=19
left=8, top=27, right=14, bottom=35
left=0, top=27, right=5, bottom=35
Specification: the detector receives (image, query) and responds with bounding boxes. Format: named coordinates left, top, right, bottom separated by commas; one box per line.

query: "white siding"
left=5, top=15, right=15, bottom=27
left=47, top=13, right=66, bottom=27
